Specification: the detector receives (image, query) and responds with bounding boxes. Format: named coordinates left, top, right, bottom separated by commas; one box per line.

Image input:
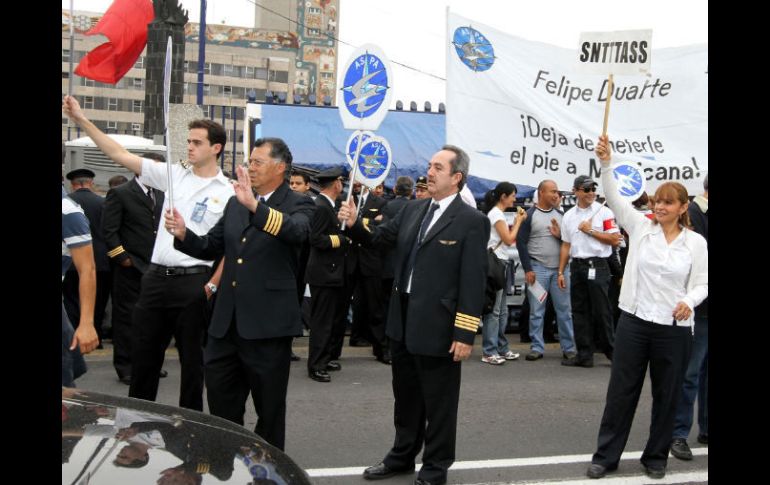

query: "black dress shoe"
left=326, top=361, right=341, bottom=371
left=670, top=438, right=693, bottom=460
left=309, top=370, right=331, bottom=382
left=362, top=462, right=414, bottom=480
left=291, top=352, right=301, bottom=361
left=561, top=356, right=594, bottom=368
left=586, top=463, right=607, bottom=479
left=642, top=464, right=666, bottom=479
left=118, top=375, right=131, bottom=385
left=414, top=478, right=446, bottom=485
left=697, top=433, right=708, bottom=444
left=159, top=369, right=168, bottom=378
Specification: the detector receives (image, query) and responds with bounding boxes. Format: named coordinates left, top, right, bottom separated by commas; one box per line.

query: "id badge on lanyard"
left=191, top=197, right=208, bottom=223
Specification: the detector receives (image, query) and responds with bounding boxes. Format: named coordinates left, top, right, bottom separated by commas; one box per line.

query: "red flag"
left=74, top=0, right=155, bottom=84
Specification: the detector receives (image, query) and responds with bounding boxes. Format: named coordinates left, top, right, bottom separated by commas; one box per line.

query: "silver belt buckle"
left=165, top=267, right=176, bottom=276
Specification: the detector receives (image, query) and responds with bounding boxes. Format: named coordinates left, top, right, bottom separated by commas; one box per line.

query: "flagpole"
left=196, top=0, right=207, bottom=106
left=164, top=36, right=175, bottom=215
left=68, top=0, right=75, bottom=97
left=341, top=131, right=365, bottom=229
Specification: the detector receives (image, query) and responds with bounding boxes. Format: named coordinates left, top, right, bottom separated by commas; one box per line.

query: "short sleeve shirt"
left=486, top=206, right=509, bottom=260
left=139, top=159, right=235, bottom=267
left=561, top=202, right=619, bottom=258
left=62, top=187, right=92, bottom=278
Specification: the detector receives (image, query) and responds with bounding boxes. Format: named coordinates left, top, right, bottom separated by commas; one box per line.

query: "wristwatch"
left=206, top=282, right=218, bottom=294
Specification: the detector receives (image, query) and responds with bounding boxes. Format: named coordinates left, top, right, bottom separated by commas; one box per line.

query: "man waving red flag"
left=74, top=0, right=155, bottom=84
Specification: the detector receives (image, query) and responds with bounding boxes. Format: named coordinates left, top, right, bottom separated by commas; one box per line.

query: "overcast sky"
left=63, top=0, right=708, bottom=108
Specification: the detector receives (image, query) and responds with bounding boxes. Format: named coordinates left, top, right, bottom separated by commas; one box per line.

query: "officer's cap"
left=66, top=168, right=96, bottom=180
left=315, top=167, right=345, bottom=184
left=415, top=176, right=428, bottom=189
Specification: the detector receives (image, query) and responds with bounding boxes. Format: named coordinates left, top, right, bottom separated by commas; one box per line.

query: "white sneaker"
left=481, top=354, right=506, bottom=365
left=502, top=351, right=520, bottom=360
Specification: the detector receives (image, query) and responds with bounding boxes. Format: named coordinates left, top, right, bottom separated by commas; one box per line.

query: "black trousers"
left=62, top=269, right=112, bottom=340
left=205, top=322, right=292, bottom=450
left=111, top=264, right=143, bottom=379
left=129, top=270, right=210, bottom=411
left=352, top=274, right=389, bottom=356
left=592, top=311, right=691, bottom=469
left=308, top=285, right=348, bottom=373
left=570, top=258, right=614, bottom=361
left=383, top=294, right=462, bottom=484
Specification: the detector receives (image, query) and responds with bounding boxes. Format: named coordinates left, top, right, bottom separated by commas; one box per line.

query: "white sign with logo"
left=446, top=12, right=707, bottom=196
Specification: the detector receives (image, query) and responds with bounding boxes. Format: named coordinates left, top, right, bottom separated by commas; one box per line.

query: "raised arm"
left=62, top=95, right=143, bottom=174
left=596, top=135, right=647, bottom=236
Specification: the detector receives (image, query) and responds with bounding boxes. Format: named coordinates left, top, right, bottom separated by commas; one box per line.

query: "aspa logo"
left=612, top=163, right=645, bottom=199
left=452, top=26, right=495, bottom=72
left=356, top=139, right=390, bottom=180
left=341, top=51, right=390, bottom=119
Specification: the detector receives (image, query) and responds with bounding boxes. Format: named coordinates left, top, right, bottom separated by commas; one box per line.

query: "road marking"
left=305, top=447, right=708, bottom=477
left=482, top=471, right=708, bottom=484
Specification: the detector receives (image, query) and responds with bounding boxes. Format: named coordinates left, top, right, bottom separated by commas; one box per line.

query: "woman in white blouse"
left=586, top=135, right=708, bottom=480
left=480, top=182, right=526, bottom=365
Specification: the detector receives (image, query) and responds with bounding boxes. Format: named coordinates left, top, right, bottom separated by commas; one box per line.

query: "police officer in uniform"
left=305, top=167, right=352, bottom=382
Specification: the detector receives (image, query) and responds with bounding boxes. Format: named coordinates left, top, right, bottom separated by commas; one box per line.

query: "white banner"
left=446, top=12, right=707, bottom=196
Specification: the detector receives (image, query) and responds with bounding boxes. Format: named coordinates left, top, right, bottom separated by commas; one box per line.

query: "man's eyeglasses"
left=579, top=186, right=597, bottom=193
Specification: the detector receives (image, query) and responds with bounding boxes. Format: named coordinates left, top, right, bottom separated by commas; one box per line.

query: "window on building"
left=62, top=72, right=69, bottom=79
left=223, top=85, right=232, bottom=96
left=106, top=121, right=117, bottom=132
left=203, top=84, right=211, bottom=96
left=108, top=98, right=118, bottom=111
left=232, top=86, right=245, bottom=98
left=269, top=70, right=289, bottom=84
left=62, top=118, right=68, bottom=125
left=204, top=62, right=211, bottom=75
left=131, top=123, right=142, bottom=133
left=321, top=71, right=333, bottom=79
left=223, top=64, right=234, bottom=77
left=201, top=105, right=210, bottom=118
left=133, top=78, right=143, bottom=89
left=62, top=49, right=70, bottom=62
left=133, top=100, right=143, bottom=113
left=83, top=96, right=94, bottom=109
left=134, top=56, right=144, bottom=69
left=245, top=66, right=255, bottom=79
left=82, top=78, right=95, bottom=87
left=255, top=68, right=268, bottom=80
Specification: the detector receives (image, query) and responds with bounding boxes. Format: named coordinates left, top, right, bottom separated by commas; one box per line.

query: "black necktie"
left=259, top=196, right=266, bottom=205
left=400, top=202, right=439, bottom=292
left=146, top=188, right=155, bottom=209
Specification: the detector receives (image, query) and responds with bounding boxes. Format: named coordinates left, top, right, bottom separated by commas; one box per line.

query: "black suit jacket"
left=174, top=182, right=314, bottom=340
left=101, top=179, right=164, bottom=274
left=348, top=193, right=387, bottom=276
left=68, top=188, right=109, bottom=271
left=305, top=194, right=353, bottom=287
left=348, top=194, right=490, bottom=356
left=380, top=196, right=410, bottom=279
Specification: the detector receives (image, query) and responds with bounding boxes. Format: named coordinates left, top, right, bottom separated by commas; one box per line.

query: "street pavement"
left=77, top=336, right=708, bottom=484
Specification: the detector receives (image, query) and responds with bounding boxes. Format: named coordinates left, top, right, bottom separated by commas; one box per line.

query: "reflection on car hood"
left=62, top=388, right=311, bottom=484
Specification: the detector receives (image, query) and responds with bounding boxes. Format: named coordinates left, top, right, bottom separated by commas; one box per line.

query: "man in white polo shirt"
left=558, top=175, right=621, bottom=368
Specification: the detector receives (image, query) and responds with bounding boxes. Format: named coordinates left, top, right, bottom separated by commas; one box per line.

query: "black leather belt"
left=572, top=256, right=606, bottom=263
left=148, top=263, right=210, bottom=276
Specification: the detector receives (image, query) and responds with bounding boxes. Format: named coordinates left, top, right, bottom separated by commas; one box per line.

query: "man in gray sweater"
left=515, top=180, right=577, bottom=362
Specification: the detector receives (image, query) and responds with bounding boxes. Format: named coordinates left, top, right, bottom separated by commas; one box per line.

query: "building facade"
left=62, top=0, right=339, bottom=166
